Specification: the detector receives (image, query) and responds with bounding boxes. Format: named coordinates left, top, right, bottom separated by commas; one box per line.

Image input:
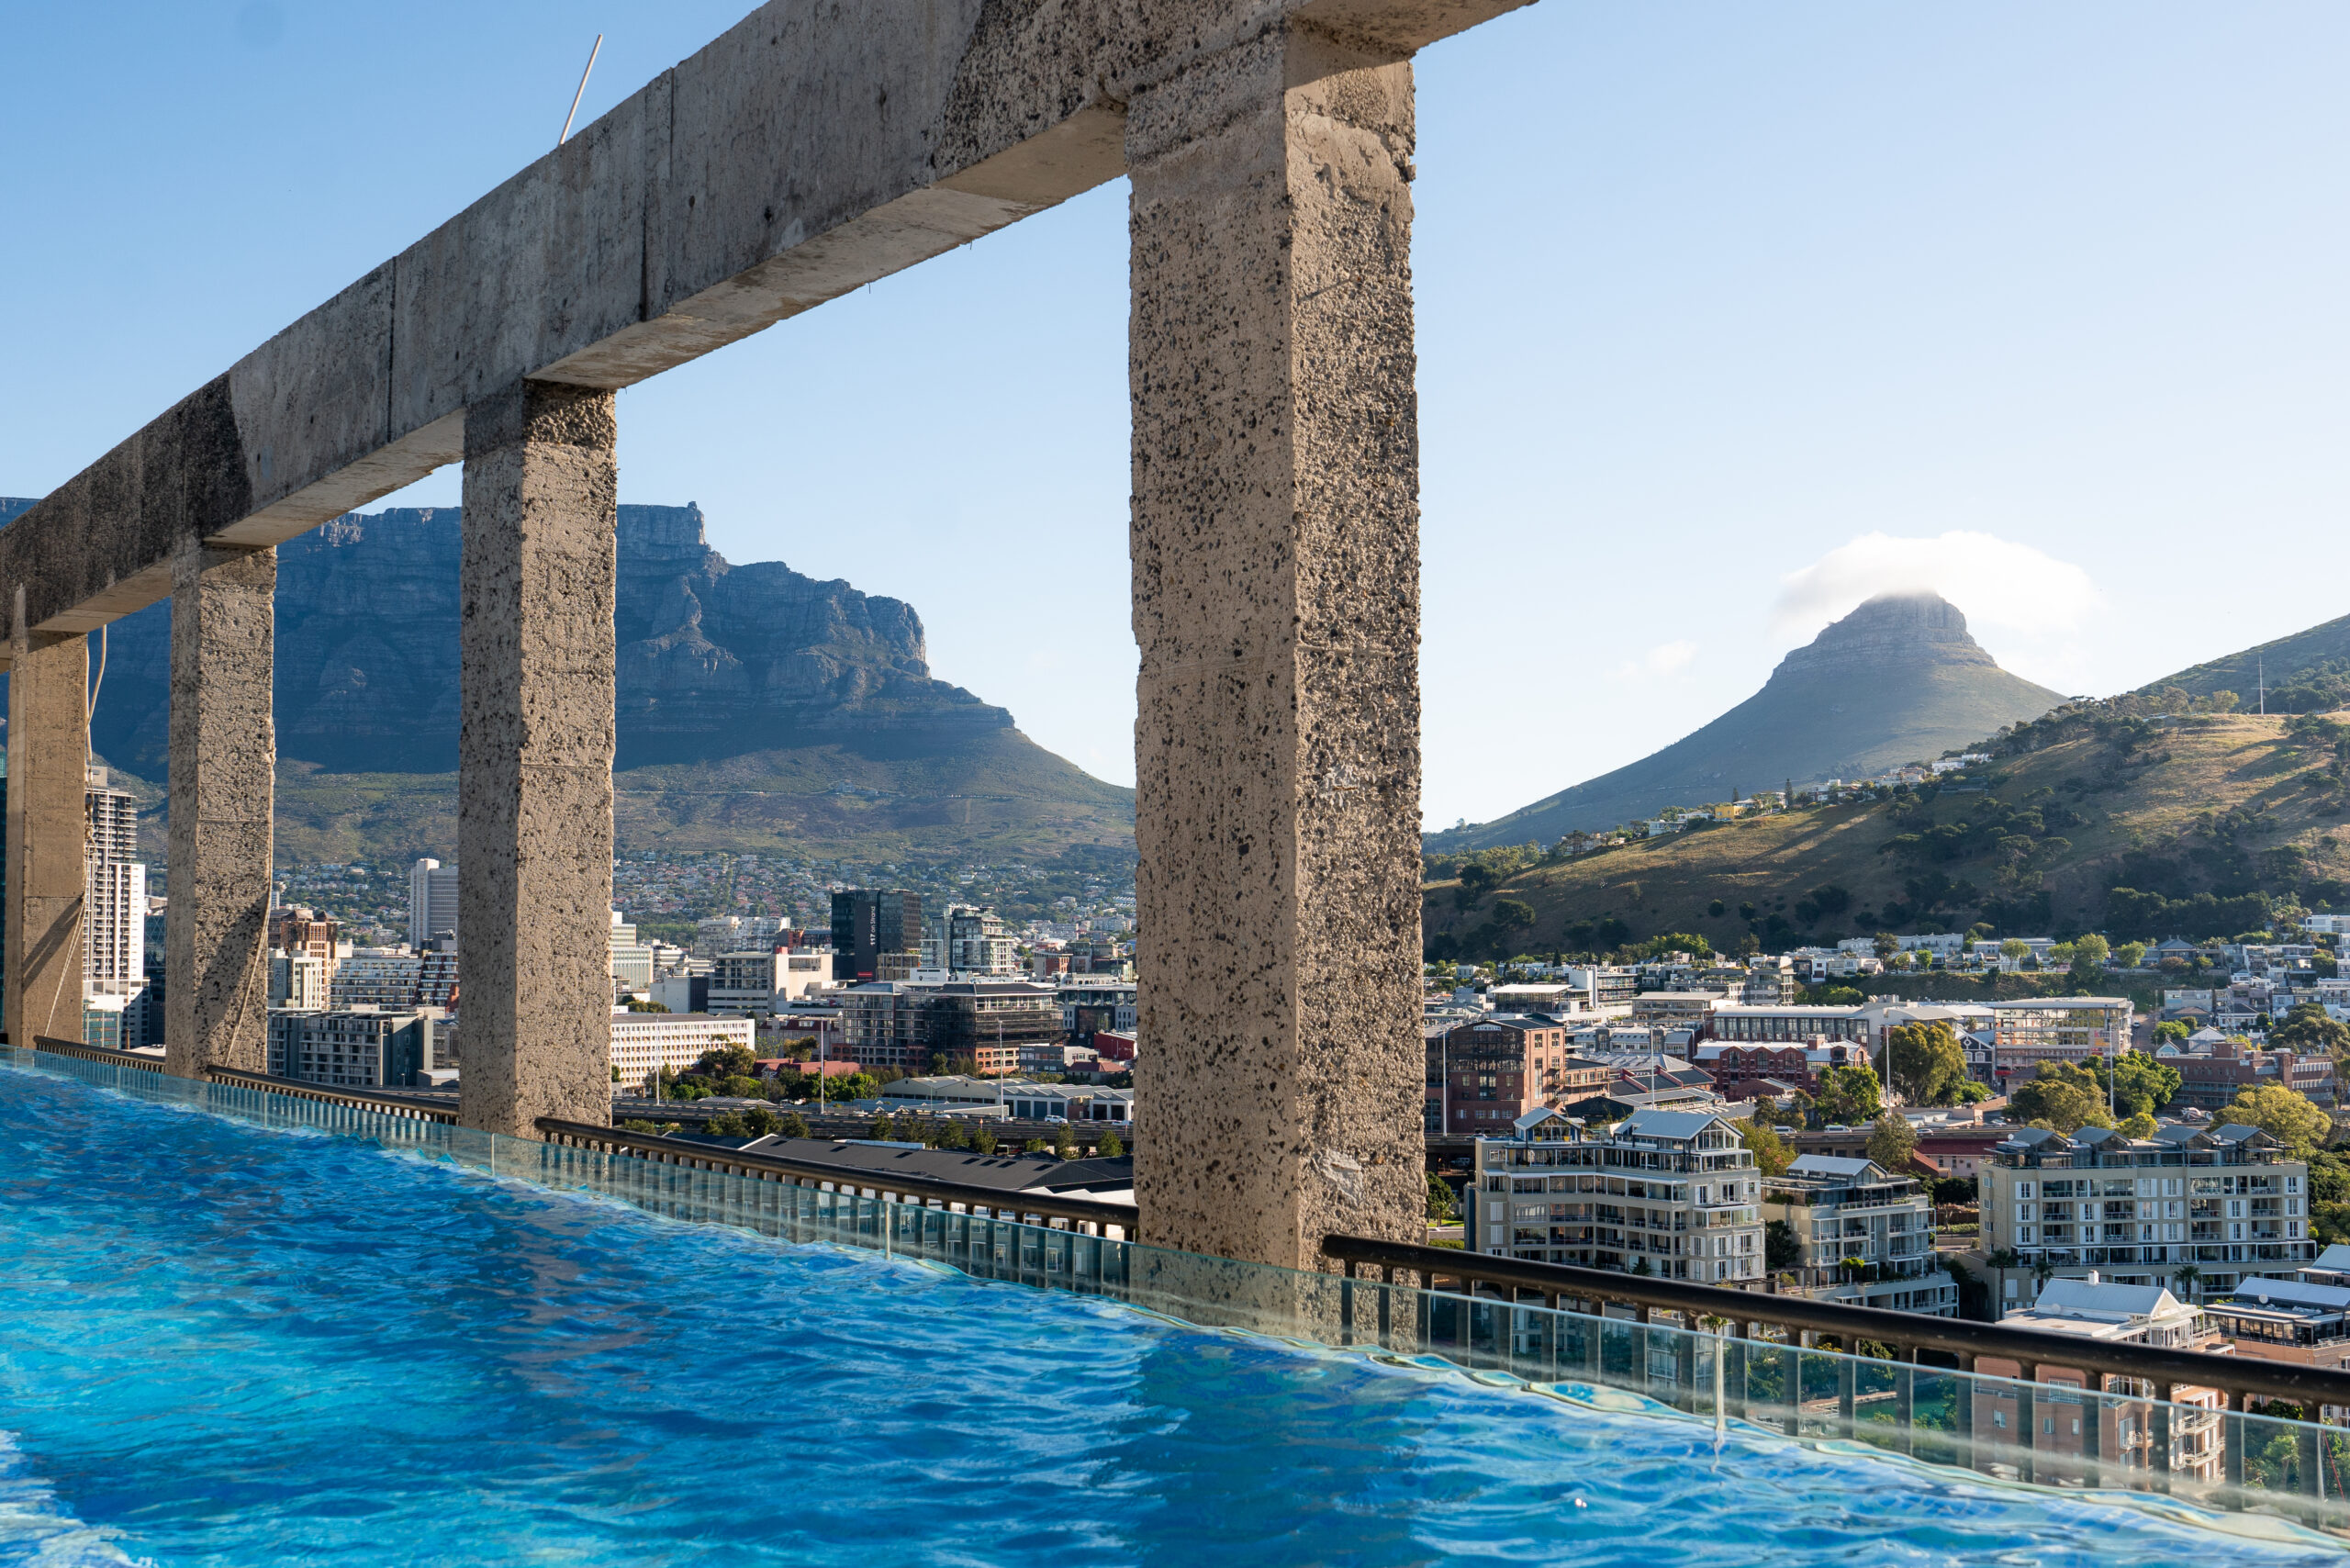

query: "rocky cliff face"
left=1771, top=591, right=1999, bottom=678
left=37, top=502, right=1010, bottom=778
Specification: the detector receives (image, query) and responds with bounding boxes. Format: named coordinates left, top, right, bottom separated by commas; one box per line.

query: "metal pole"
left=558, top=34, right=604, bottom=148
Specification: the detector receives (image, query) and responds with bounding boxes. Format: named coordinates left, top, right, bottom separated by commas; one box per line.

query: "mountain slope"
left=2140, top=612, right=2350, bottom=707
left=1427, top=710, right=2350, bottom=959
left=0, top=498, right=1133, bottom=865
left=1431, top=593, right=2065, bottom=852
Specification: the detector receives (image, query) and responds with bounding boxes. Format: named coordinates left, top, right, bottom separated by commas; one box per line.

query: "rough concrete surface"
left=1127, top=22, right=1427, bottom=1272
left=456, top=379, right=620, bottom=1138
left=163, top=542, right=276, bottom=1078
left=5, top=621, right=88, bottom=1049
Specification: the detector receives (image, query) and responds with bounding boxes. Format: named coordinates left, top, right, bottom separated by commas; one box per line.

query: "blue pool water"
left=0, top=1065, right=2338, bottom=1567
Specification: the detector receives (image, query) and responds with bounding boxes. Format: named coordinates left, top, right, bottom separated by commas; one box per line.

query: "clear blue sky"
left=6, top=3, right=2346, bottom=829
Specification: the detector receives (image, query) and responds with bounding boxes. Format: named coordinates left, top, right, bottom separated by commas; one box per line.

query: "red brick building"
left=1691, top=1038, right=1870, bottom=1100
left=1426, top=1016, right=1607, bottom=1137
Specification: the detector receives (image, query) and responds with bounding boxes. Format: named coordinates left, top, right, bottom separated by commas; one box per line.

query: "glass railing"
left=11, top=1044, right=2348, bottom=1547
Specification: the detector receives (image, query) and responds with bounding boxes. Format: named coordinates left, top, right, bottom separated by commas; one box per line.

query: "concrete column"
left=164, top=542, right=276, bottom=1078
left=1126, top=24, right=1425, bottom=1271
left=5, top=609, right=87, bottom=1049
left=457, top=378, right=618, bottom=1138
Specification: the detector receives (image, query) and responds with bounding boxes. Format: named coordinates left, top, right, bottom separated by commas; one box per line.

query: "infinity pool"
left=0, top=1063, right=2338, bottom=1566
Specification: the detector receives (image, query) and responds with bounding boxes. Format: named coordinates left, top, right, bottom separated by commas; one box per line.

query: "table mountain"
left=1429, top=592, right=2065, bottom=851
left=0, top=498, right=1132, bottom=863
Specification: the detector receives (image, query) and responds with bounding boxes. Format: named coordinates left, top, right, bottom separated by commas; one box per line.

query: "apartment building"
left=1974, top=1276, right=2225, bottom=1481
left=268, top=1008, right=435, bottom=1090
left=330, top=953, right=423, bottom=1009
left=1740, top=957, right=1798, bottom=1006
left=929, top=981, right=1065, bottom=1065
left=608, top=1011, right=755, bottom=1091
left=268, top=952, right=330, bottom=1012
left=1470, top=1107, right=1762, bottom=1283
left=1980, top=1120, right=2314, bottom=1304
left=837, top=981, right=938, bottom=1074
left=1761, top=1155, right=1957, bottom=1316
left=1058, top=979, right=1138, bottom=1035
left=2161, top=1039, right=2338, bottom=1112
left=1427, top=1015, right=1594, bottom=1137
left=1981, top=998, right=2133, bottom=1090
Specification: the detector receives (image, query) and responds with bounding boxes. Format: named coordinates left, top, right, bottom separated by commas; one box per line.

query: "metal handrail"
left=203, top=1066, right=461, bottom=1124
left=31, top=1036, right=166, bottom=1070
left=1324, top=1234, right=2350, bottom=1409
left=537, top=1115, right=1138, bottom=1231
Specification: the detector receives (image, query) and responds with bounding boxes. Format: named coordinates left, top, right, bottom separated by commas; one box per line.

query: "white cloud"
left=1773, top=532, right=2103, bottom=689
left=1613, top=639, right=1699, bottom=680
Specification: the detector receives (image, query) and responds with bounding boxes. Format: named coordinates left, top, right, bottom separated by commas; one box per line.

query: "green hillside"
left=1427, top=707, right=2350, bottom=960
left=2140, top=612, right=2350, bottom=713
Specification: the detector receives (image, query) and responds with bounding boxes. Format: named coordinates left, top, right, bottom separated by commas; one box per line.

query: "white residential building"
left=83, top=768, right=148, bottom=1007
left=1470, top=1106, right=1762, bottom=1283
left=1762, top=1154, right=1956, bottom=1316
left=610, top=1011, right=755, bottom=1091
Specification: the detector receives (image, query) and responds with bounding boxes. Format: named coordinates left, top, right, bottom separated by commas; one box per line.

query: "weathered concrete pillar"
left=164, top=542, right=276, bottom=1078
left=1127, top=23, right=1426, bottom=1271
left=457, top=378, right=618, bottom=1138
left=5, top=610, right=87, bottom=1049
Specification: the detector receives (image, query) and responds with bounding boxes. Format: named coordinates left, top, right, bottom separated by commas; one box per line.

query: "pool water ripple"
left=0, top=1066, right=2341, bottom=1566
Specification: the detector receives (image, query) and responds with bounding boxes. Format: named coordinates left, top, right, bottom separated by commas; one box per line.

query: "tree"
left=1866, top=1113, right=1919, bottom=1172
left=694, top=1041, right=758, bottom=1081
left=1872, top=932, right=1899, bottom=960
left=2008, top=1061, right=2112, bottom=1136
left=1814, top=1063, right=1883, bottom=1126
left=2152, top=1019, right=2192, bottom=1047
left=1054, top=1121, right=1079, bottom=1159
left=2072, top=933, right=2110, bottom=969
left=1022, top=1137, right=1050, bottom=1155
left=2114, top=941, right=2148, bottom=969
left=1998, top=938, right=2030, bottom=968
left=1426, top=1172, right=1459, bottom=1223
left=2119, top=1111, right=2158, bottom=1139
left=2218, top=1084, right=2329, bottom=1157
left=2272, top=1003, right=2350, bottom=1058
left=870, top=1112, right=899, bottom=1140
left=1492, top=899, right=1537, bottom=936
left=1886, top=1019, right=1968, bottom=1105
left=1455, top=862, right=1501, bottom=909
left=778, top=1111, right=810, bottom=1139
left=1764, top=1219, right=1802, bottom=1273
left=1736, top=1117, right=1795, bottom=1177
left=2089, top=1051, right=2181, bottom=1117
left=1099, top=1128, right=1125, bottom=1159
left=972, top=1122, right=999, bottom=1155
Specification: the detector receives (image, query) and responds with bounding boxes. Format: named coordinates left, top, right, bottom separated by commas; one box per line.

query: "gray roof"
left=1786, top=1154, right=1878, bottom=1179
left=1617, top=1108, right=1723, bottom=1141
left=2218, top=1276, right=2350, bottom=1313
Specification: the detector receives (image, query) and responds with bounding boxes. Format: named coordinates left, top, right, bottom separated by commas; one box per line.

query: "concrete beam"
left=5, top=619, right=86, bottom=1048
left=0, top=0, right=1530, bottom=637
left=456, top=379, right=620, bottom=1139
left=163, top=542, right=275, bottom=1078
left=1127, top=23, right=1427, bottom=1270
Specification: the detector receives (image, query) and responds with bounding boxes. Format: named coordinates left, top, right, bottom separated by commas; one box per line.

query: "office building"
left=1469, top=1107, right=1763, bottom=1283
left=1981, top=998, right=2133, bottom=1091
left=610, top=911, right=654, bottom=991
left=408, top=858, right=458, bottom=950
left=831, top=889, right=923, bottom=983
left=1761, top=1155, right=1956, bottom=1315
left=268, top=1008, right=435, bottom=1090
left=928, top=980, right=1064, bottom=1066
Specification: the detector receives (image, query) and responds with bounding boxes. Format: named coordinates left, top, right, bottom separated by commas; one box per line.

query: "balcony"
left=9, top=1045, right=2350, bottom=1561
